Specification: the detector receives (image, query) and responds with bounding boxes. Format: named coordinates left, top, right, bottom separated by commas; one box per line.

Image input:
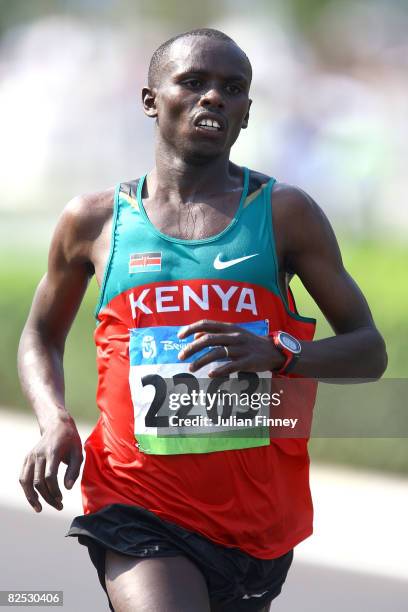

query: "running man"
left=18, top=29, right=387, bottom=612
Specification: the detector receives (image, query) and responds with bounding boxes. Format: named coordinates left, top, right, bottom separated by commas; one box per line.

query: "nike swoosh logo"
left=213, top=253, right=259, bottom=269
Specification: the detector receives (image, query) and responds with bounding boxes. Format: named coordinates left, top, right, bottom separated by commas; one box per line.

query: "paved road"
left=3, top=409, right=408, bottom=583
left=1, top=506, right=407, bottom=612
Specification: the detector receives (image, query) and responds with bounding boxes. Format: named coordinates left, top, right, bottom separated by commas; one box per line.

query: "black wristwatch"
left=271, top=331, right=302, bottom=374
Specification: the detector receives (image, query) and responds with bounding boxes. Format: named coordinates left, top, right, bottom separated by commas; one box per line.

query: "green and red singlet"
left=82, top=168, right=317, bottom=559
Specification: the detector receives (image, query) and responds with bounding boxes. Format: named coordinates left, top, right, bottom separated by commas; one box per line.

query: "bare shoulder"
left=62, top=187, right=115, bottom=235
left=271, top=182, right=341, bottom=273
left=245, top=169, right=330, bottom=231
left=51, top=187, right=115, bottom=267
left=272, top=181, right=334, bottom=237
left=272, top=182, right=324, bottom=218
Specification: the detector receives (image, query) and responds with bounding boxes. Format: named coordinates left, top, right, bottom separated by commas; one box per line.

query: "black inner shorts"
left=67, top=503, right=293, bottom=612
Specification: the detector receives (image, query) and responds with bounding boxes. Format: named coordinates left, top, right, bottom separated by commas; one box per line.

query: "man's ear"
left=142, top=86, right=158, bottom=118
left=242, top=99, right=252, bottom=129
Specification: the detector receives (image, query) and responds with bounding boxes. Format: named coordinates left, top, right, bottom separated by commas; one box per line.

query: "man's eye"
left=226, top=84, right=242, bottom=94
left=184, top=79, right=202, bottom=89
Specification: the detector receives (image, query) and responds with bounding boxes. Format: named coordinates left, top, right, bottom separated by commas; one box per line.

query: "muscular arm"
left=178, top=184, right=387, bottom=382
left=274, top=185, right=388, bottom=379
left=17, top=190, right=112, bottom=511
left=18, top=212, right=91, bottom=431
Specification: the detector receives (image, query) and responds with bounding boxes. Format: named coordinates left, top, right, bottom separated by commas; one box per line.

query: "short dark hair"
left=148, top=28, right=252, bottom=88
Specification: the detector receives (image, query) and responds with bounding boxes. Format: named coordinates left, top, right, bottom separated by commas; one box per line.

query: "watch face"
left=280, top=332, right=301, bottom=354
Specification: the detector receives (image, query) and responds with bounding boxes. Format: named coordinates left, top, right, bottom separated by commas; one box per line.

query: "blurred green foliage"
left=291, top=240, right=408, bottom=473
left=1, top=0, right=406, bottom=474
left=291, top=239, right=408, bottom=378
left=2, top=0, right=396, bottom=38
left=0, top=0, right=220, bottom=35
left=0, top=0, right=58, bottom=33
left=1, top=239, right=407, bottom=474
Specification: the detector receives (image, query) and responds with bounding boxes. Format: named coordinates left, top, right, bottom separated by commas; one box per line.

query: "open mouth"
left=196, top=118, right=222, bottom=132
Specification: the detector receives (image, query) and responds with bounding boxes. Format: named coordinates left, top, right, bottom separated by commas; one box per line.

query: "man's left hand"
left=177, top=319, right=285, bottom=377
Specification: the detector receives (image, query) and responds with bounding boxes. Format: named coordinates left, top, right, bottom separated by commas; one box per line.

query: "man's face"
left=144, top=36, right=252, bottom=160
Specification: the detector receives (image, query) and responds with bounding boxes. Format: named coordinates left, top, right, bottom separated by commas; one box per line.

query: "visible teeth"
left=198, top=118, right=221, bottom=129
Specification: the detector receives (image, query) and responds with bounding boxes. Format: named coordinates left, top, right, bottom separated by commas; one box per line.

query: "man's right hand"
left=19, top=416, right=83, bottom=513
left=17, top=195, right=107, bottom=514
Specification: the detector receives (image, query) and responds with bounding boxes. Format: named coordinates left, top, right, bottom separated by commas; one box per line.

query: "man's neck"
left=147, top=140, right=240, bottom=205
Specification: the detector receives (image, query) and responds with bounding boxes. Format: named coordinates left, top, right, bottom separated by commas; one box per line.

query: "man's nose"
left=199, top=87, right=225, bottom=109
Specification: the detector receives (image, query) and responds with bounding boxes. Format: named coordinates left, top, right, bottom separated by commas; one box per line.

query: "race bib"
left=129, top=320, right=273, bottom=455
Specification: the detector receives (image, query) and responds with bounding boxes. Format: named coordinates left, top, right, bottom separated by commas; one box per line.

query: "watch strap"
left=277, top=352, right=299, bottom=375
left=271, top=331, right=301, bottom=375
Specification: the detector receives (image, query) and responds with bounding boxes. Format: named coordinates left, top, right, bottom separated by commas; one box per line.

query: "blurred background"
left=1, top=0, right=407, bottom=470
left=0, top=1, right=407, bottom=610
